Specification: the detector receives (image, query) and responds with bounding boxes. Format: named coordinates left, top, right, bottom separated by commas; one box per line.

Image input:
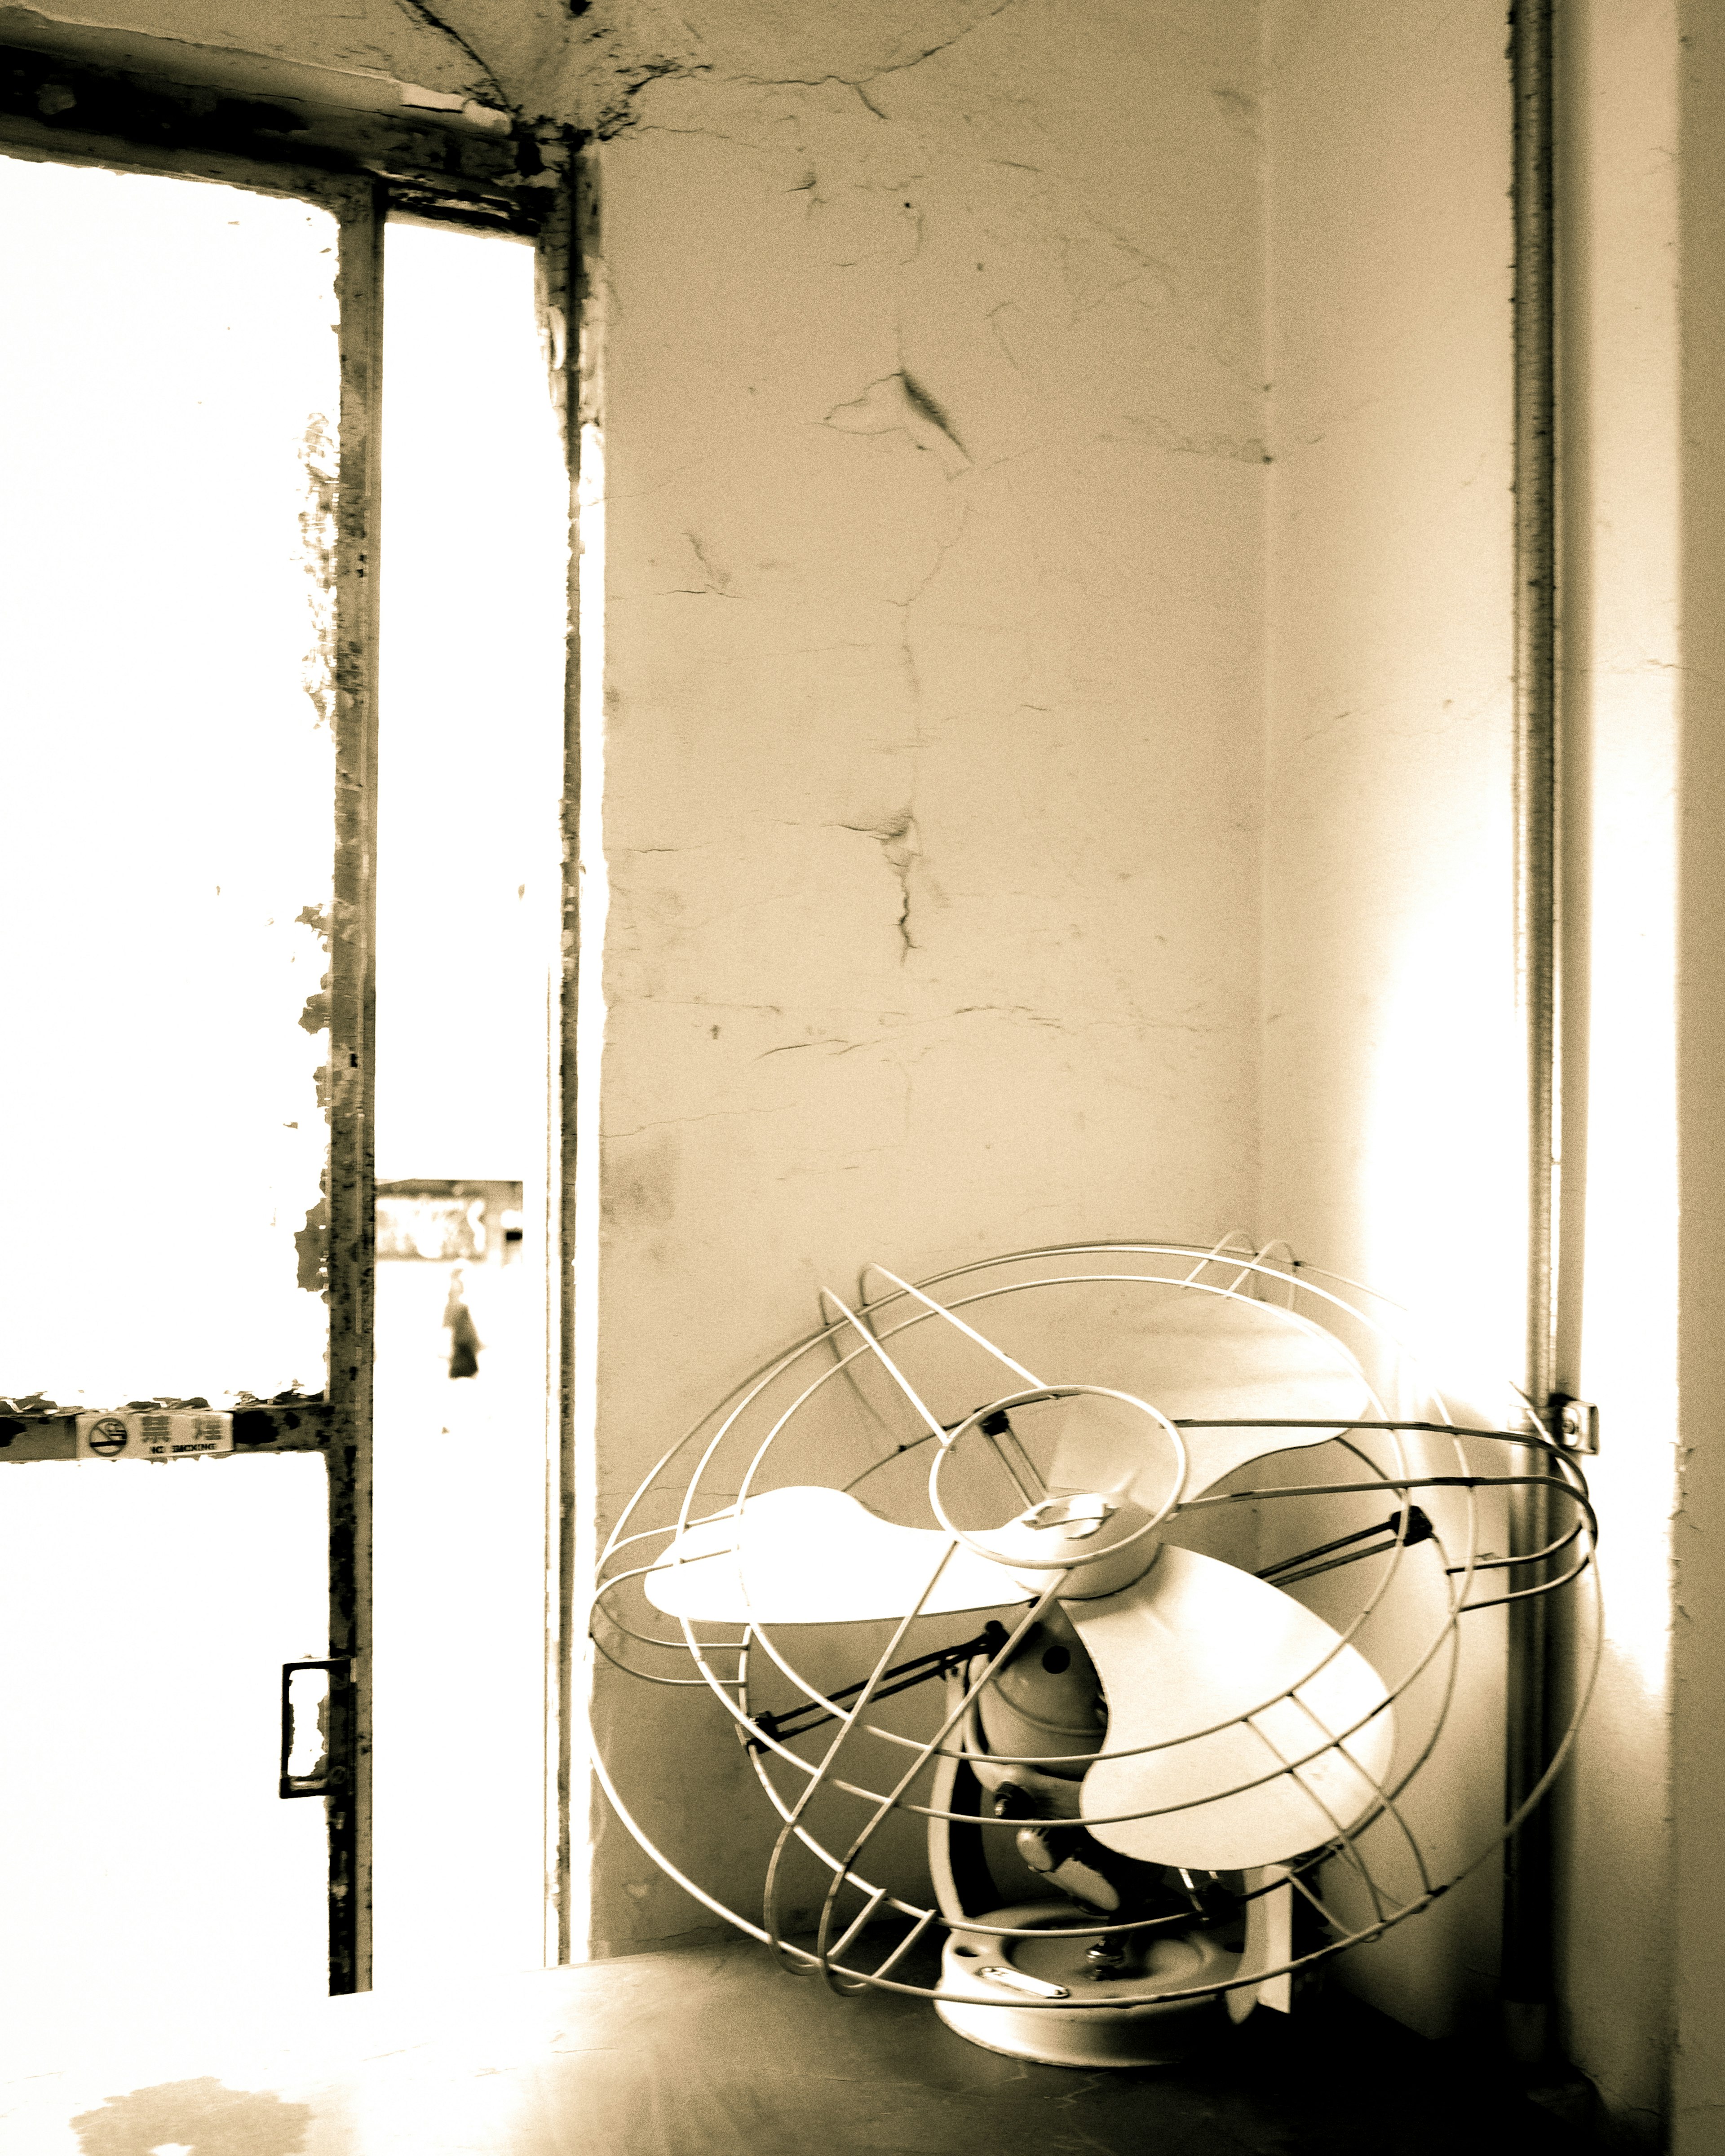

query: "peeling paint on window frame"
left=0, top=41, right=582, bottom=2000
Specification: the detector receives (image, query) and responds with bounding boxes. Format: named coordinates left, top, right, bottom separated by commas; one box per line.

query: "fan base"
left=933, top=1903, right=1235, bottom=2069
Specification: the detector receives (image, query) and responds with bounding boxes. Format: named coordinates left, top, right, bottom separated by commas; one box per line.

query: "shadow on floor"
left=507, top=1936, right=1590, bottom=2156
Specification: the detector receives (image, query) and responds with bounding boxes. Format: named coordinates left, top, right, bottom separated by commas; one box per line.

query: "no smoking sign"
left=75, top=1410, right=233, bottom=1461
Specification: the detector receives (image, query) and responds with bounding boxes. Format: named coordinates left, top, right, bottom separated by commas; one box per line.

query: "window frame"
left=0, top=40, right=585, bottom=1993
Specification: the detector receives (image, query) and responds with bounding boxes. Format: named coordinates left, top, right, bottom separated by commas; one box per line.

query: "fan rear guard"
left=589, top=1238, right=1597, bottom=2052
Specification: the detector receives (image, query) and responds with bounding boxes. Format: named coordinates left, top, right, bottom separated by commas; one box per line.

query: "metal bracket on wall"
left=1547, top=1394, right=1600, bottom=1456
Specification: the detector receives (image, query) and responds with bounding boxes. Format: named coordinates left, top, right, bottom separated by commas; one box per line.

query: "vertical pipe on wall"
left=1505, top=0, right=1559, bottom=2065
left=327, top=177, right=385, bottom=1997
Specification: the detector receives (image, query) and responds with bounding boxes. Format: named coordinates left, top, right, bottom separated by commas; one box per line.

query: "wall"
left=584, top=0, right=1268, bottom=1951
left=1675, top=9, right=1725, bottom=2149
left=1260, top=0, right=1520, bottom=2044
left=1555, top=4, right=1681, bottom=2142
left=1264, top=1, right=1712, bottom=2141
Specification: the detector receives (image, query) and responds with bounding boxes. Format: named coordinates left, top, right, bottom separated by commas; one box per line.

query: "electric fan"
left=590, top=1239, right=1596, bottom=2067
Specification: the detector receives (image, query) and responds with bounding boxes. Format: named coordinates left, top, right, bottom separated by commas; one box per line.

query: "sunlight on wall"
left=1359, top=892, right=1525, bottom=1422
left=1261, top=0, right=1519, bottom=2042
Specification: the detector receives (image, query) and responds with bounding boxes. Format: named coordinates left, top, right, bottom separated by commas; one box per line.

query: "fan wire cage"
left=589, top=1237, right=1599, bottom=2028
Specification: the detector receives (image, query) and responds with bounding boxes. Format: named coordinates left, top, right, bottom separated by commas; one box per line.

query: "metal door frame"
left=0, top=44, right=579, bottom=1992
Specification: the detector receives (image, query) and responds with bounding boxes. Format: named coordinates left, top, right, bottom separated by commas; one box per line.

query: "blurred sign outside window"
left=376, top=1180, right=524, bottom=1265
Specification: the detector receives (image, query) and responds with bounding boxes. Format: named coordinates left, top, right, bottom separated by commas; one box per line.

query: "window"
left=0, top=44, right=579, bottom=2000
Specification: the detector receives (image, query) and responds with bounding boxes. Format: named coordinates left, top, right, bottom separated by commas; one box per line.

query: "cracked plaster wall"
left=589, top=0, right=1266, bottom=1960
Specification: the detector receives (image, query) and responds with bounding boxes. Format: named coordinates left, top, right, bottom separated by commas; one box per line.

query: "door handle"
left=280, top=1658, right=351, bottom=1799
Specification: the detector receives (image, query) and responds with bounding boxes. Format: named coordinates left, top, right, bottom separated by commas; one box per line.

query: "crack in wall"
left=1122, top=414, right=1272, bottom=463
left=753, top=1003, right=1100, bottom=1063
left=897, top=502, right=974, bottom=610
left=823, top=372, right=970, bottom=476
left=834, top=814, right=920, bottom=960
left=820, top=492, right=976, bottom=968
left=606, top=1105, right=773, bottom=1141
left=722, top=0, right=1029, bottom=120
left=681, top=530, right=734, bottom=594
left=899, top=370, right=960, bottom=455
left=756, top=1035, right=885, bottom=1060
left=395, top=0, right=509, bottom=108
left=597, top=55, right=714, bottom=136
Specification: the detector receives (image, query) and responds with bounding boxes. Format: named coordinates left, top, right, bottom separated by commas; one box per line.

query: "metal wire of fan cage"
left=588, top=1237, right=1598, bottom=2021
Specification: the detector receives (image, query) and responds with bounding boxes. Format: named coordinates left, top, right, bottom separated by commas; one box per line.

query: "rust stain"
left=295, top=1192, right=329, bottom=1296
left=298, top=414, right=337, bottom=732
left=296, top=901, right=332, bottom=946
left=604, top=1129, right=679, bottom=1230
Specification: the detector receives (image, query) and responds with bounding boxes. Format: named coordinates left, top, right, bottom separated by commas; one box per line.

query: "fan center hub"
left=1022, top=1492, right=1119, bottom=1539
left=930, top=1383, right=1187, bottom=1600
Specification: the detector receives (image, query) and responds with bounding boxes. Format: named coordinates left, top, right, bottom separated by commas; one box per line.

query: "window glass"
left=371, top=220, right=566, bottom=1984
left=0, top=1451, right=330, bottom=2016
left=0, top=155, right=340, bottom=1408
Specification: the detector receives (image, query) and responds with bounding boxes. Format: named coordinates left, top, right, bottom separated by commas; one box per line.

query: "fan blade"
left=1010, top=1295, right=1370, bottom=1501
left=1067, top=1546, right=1394, bottom=1871
left=642, top=1486, right=1030, bottom=1626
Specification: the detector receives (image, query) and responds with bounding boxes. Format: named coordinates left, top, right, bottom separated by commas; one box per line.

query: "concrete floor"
left=1, top=1935, right=1587, bottom=2156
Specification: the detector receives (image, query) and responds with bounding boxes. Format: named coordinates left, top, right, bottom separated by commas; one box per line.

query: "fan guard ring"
left=929, top=1382, right=1186, bottom=1576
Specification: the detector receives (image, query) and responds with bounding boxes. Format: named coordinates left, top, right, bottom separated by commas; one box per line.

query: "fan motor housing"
left=970, top=1609, right=1106, bottom=1778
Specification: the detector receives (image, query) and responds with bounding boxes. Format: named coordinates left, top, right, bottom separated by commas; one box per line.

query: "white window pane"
left=0, top=1453, right=329, bottom=2015
left=374, top=220, right=567, bottom=1184
left=0, top=156, right=340, bottom=1407
left=372, top=221, right=566, bottom=1986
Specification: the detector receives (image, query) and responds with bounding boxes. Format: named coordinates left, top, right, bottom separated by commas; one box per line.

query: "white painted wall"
left=584, top=0, right=1267, bottom=1952
left=1261, top=1, right=1523, bottom=1415
left=1263, top=4, right=1710, bottom=2143
left=1673, top=9, right=1725, bottom=2148
left=1261, top=0, right=1520, bottom=2046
